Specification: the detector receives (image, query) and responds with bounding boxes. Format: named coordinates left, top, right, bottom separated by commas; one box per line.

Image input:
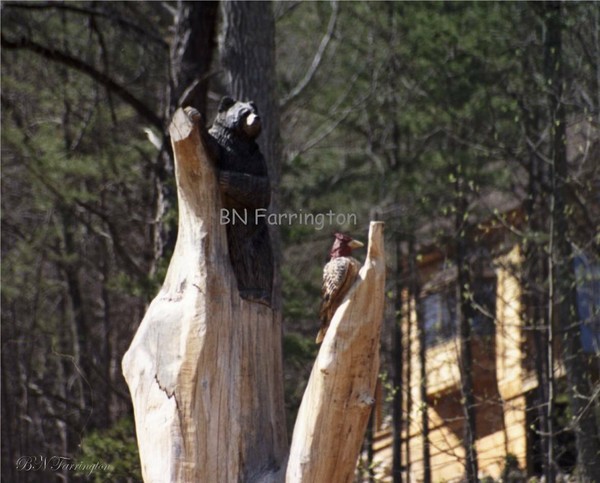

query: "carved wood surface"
left=122, top=108, right=287, bottom=483
left=286, top=221, right=386, bottom=483
left=123, top=108, right=385, bottom=483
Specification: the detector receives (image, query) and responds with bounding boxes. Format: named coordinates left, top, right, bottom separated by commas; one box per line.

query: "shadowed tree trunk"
left=392, top=236, right=404, bottom=483
left=518, top=34, right=553, bottom=482
left=544, top=3, right=600, bottom=480
left=413, top=239, right=432, bottom=483
left=454, top=159, right=479, bottom=483
left=169, top=1, right=218, bottom=119
left=152, top=1, right=219, bottom=270
left=219, top=0, right=282, bottom=311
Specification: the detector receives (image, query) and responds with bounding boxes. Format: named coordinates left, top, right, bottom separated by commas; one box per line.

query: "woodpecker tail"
left=315, top=324, right=327, bottom=344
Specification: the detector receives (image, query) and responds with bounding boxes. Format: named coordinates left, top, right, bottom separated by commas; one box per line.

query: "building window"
left=421, top=268, right=496, bottom=348
left=574, top=254, right=600, bottom=354
left=423, top=288, right=457, bottom=348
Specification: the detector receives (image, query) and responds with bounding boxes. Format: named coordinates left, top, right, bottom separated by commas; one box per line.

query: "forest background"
left=1, top=1, right=599, bottom=482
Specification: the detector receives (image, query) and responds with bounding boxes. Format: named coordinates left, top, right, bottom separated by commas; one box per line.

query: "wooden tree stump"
left=122, top=108, right=287, bottom=482
left=123, top=107, right=385, bottom=482
left=286, top=221, right=385, bottom=483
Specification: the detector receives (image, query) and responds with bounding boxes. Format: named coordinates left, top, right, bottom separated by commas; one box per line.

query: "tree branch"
left=280, top=0, right=338, bottom=108
left=1, top=34, right=163, bottom=130
left=2, top=1, right=168, bottom=48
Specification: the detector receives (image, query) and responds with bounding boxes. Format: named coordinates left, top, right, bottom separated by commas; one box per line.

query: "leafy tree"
left=76, top=417, right=142, bottom=482
left=2, top=1, right=598, bottom=481
left=1, top=3, right=216, bottom=480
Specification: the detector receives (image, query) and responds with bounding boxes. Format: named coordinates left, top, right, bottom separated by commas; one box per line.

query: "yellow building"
left=370, top=219, right=599, bottom=482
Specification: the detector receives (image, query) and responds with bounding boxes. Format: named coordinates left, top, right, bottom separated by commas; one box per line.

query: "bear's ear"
left=218, top=96, right=236, bottom=113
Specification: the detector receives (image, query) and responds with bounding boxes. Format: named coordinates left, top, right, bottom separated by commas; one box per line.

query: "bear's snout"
left=244, top=113, right=261, bottom=138
left=246, top=112, right=259, bottom=126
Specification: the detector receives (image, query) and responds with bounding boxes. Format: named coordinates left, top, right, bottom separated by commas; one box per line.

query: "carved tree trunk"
left=122, top=108, right=287, bottom=482
left=123, top=108, right=385, bottom=482
left=287, top=221, right=386, bottom=483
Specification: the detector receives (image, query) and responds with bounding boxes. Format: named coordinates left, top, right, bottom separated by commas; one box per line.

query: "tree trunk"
left=520, top=51, right=552, bottom=481
left=545, top=3, right=600, bottom=480
left=219, top=0, right=282, bottom=311
left=123, top=109, right=386, bottom=482
left=392, top=236, right=404, bottom=483
left=454, top=162, right=479, bottom=483
left=152, top=1, right=218, bottom=274
left=457, top=264, right=479, bottom=483
left=122, top=108, right=288, bottom=483
left=169, top=1, right=218, bottom=119
left=413, top=241, right=432, bottom=483
left=286, top=221, right=386, bottom=483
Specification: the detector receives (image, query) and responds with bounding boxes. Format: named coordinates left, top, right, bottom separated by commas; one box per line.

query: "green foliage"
left=378, top=371, right=398, bottom=403
left=76, top=417, right=142, bottom=482
left=282, top=332, right=318, bottom=432
left=501, top=453, right=523, bottom=482
left=283, top=331, right=318, bottom=365
left=3, top=1, right=599, bottom=480
left=2, top=3, right=171, bottom=473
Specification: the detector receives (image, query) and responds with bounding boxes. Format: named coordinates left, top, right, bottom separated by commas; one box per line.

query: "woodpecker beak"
left=348, top=239, right=364, bottom=249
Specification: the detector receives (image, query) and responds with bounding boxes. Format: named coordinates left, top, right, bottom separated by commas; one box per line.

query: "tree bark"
left=152, top=2, right=219, bottom=271
left=519, top=42, right=552, bottom=481
left=286, top=221, right=386, bottom=483
left=454, top=161, right=479, bottom=483
left=545, top=3, right=600, bottom=481
left=169, top=1, right=218, bottom=119
left=414, top=247, right=432, bottom=483
left=219, top=0, right=282, bottom=311
left=392, top=236, right=404, bottom=483
left=122, top=108, right=288, bottom=483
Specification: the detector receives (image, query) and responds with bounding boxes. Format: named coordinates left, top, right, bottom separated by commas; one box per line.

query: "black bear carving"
left=207, top=96, right=273, bottom=306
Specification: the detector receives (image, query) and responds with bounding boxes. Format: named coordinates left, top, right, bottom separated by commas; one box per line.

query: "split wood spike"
left=286, top=221, right=386, bottom=483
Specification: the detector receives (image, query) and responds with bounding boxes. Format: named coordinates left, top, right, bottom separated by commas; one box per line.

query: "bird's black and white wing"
left=316, top=257, right=360, bottom=343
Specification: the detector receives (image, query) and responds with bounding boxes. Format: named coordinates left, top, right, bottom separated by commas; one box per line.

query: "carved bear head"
left=213, top=96, right=262, bottom=140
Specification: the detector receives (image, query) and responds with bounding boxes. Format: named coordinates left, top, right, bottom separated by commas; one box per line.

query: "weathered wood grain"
left=122, top=108, right=287, bottom=483
left=286, top=221, right=385, bottom=483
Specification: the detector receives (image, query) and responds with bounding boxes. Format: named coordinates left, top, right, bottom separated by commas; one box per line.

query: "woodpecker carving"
left=316, top=233, right=364, bottom=344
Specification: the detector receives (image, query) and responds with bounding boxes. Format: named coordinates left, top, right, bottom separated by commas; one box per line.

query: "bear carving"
left=208, top=96, right=273, bottom=306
